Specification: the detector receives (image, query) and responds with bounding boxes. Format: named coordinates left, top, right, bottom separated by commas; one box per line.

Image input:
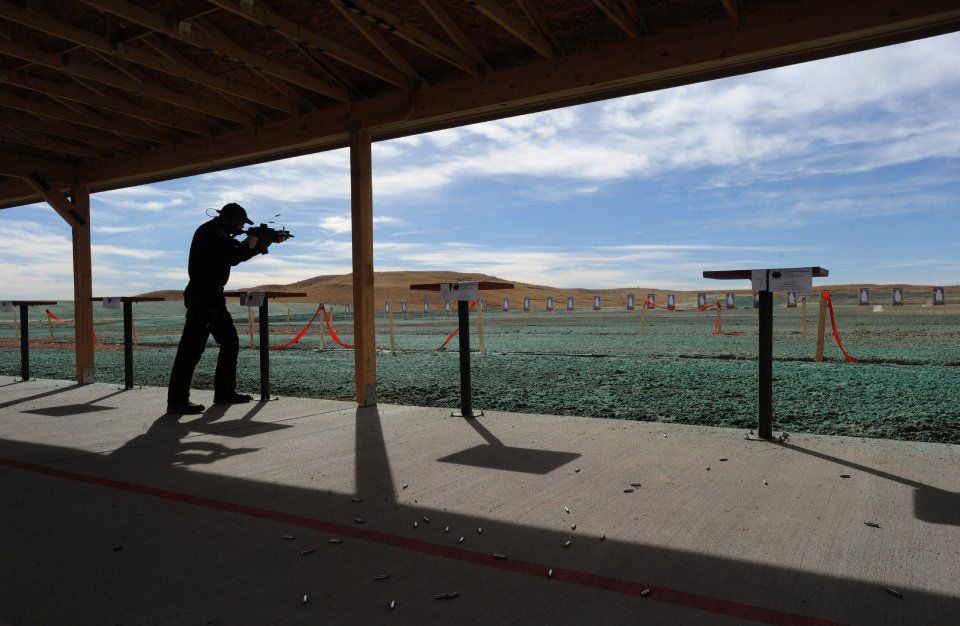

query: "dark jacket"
left=183, top=217, right=260, bottom=311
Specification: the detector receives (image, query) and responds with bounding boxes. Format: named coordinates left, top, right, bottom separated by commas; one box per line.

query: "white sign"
left=445, top=301, right=451, bottom=312
left=423, top=299, right=429, bottom=313
left=647, top=293, right=655, bottom=308
left=566, top=297, right=574, bottom=311
left=546, top=296, right=554, bottom=311
left=859, top=288, right=870, bottom=304
left=667, top=294, right=676, bottom=309
left=934, top=287, right=945, bottom=304
left=385, top=302, right=391, bottom=313
left=893, top=287, right=903, bottom=305
left=241, top=291, right=265, bottom=307
left=787, top=292, right=797, bottom=307
left=626, top=294, right=635, bottom=311
left=0, top=301, right=12, bottom=313
left=726, top=293, right=735, bottom=308
left=502, top=297, right=509, bottom=311
left=401, top=301, right=408, bottom=313
left=523, top=297, right=530, bottom=311
left=593, top=296, right=601, bottom=310
left=103, top=297, right=121, bottom=310
left=697, top=293, right=707, bottom=307
left=441, top=281, right=479, bottom=302
left=751, top=268, right=813, bottom=293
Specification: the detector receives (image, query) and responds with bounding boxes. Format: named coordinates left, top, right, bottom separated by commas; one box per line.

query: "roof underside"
left=1, top=0, right=959, bottom=209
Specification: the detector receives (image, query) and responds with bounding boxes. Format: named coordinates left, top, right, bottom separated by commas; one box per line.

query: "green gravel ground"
left=2, top=292, right=958, bottom=444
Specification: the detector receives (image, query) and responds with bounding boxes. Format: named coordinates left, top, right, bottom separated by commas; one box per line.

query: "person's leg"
left=167, top=312, right=211, bottom=408
left=209, top=308, right=243, bottom=401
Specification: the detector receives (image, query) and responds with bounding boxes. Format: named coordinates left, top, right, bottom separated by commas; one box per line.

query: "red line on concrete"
left=1, top=456, right=842, bottom=626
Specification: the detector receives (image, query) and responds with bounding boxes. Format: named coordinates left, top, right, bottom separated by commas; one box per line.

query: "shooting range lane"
left=1, top=380, right=958, bottom=625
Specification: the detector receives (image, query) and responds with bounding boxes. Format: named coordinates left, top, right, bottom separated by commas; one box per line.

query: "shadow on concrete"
left=437, top=417, right=580, bottom=474
left=779, top=441, right=960, bottom=527
left=0, top=384, right=80, bottom=410
left=1, top=435, right=956, bottom=625
left=19, top=390, right=145, bottom=418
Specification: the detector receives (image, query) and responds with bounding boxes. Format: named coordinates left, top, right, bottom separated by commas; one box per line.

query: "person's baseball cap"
left=219, top=202, right=253, bottom=225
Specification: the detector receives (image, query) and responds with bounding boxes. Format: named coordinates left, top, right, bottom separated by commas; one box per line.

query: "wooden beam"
left=0, top=126, right=103, bottom=160
left=208, top=0, right=409, bottom=89
left=593, top=0, right=641, bottom=39
left=0, top=177, right=38, bottom=210
left=470, top=0, right=554, bottom=59
left=419, top=0, right=489, bottom=71
left=0, top=69, right=212, bottom=136
left=621, top=0, right=650, bottom=37
left=80, top=0, right=350, bottom=103
left=0, top=109, right=138, bottom=153
left=0, top=1, right=285, bottom=117
left=329, top=0, right=425, bottom=86
left=349, top=122, right=376, bottom=406
left=70, top=185, right=95, bottom=384
left=0, top=38, right=251, bottom=125
left=293, top=41, right=365, bottom=98
left=22, top=172, right=86, bottom=226
left=67, top=0, right=960, bottom=198
left=0, top=88, right=169, bottom=143
left=721, top=0, right=741, bottom=21
left=515, top=0, right=563, bottom=54
left=0, top=151, right=77, bottom=184
left=338, top=0, right=479, bottom=75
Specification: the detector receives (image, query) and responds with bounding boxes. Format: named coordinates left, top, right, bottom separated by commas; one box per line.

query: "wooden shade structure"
left=1, top=1, right=958, bottom=401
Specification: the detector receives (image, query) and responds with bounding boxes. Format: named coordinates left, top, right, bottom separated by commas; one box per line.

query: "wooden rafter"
left=0, top=151, right=76, bottom=184
left=23, top=174, right=84, bottom=226
left=469, top=0, right=554, bottom=60
left=0, top=38, right=251, bottom=125
left=80, top=0, right=350, bottom=103
left=207, top=0, right=408, bottom=89
left=0, top=126, right=103, bottom=160
left=0, top=1, right=289, bottom=117
left=515, top=0, right=563, bottom=54
left=0, top=89, right=169, bottom=143
left=338, top=0, right=479, bottom=75
left=193, top=16, right=314, bottom=112
left=593, top=0, right=642, bottom=39
left=621, top=0, right=650, bottom=37
left=329, top=0, right=425, bottom=86
left=293, top=40, right=364, bottom=98
left=0, top=109, right=137, bottom=153
left=418, top=0, right=489, bottom=71
left=721, top=0, right=741, bottom=21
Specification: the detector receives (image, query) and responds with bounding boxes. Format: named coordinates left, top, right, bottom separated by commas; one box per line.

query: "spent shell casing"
left=563, top=540, right=572, bottom=548
left=354, top=517, right=365, bottom=524
left=302, top=594, right=308, bottom=604
left=840, top=474, right=851, bottom=478
left=402, top=483, right=408, bottom=489
left=571, top=524, right=576, bottom=531
left=413, top=521, right=419, bottom=528
left=458, top=536, right=465, bottom=543
left=640, top=588, right=651, bottom=597
left=351, top=497, right=362, bottom=502
left=300, top=549, right=314, bottom=556
left=283, top=534, right=295, bottom=540
left=477, top=527, right=482, bottom=535
left=423, top=517, right=431, bottom=523
left=719, top=458, right=729, bottom=462
left=492, top=553, right=507, bottom=560
left=574, top=468, right=581, bottom=473
left=886, top=588, right=903, bottom=598
left=389, top=600, right=396, bottom=610
left=564, top=506, right=570, bottom=514
left=444, top=526, right=450, bottom=533
left=547, top=568, right=553, bottom=578
left=865, top=521, right=881, bottom=528
left=600, top=533, right=606, bottom=540
left=374, top=574, right=390, bottom=581
left=329, top=538, right=343, bottom=544
left=630, top=482, right=642, bottom=487
left=623, top=488, right=634, bottom=493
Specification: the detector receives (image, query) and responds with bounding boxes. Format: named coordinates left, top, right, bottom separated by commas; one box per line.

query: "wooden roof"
left=1, top=0, right=959, bottom=209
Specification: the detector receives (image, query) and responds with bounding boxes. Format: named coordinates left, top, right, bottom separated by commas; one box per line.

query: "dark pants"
left=167, top=306, right=240, bottom=406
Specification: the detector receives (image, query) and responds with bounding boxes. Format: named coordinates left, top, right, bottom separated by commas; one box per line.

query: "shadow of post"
left=437, top=417, right=581, bottom=474
left=355, top=405, right=396, bottom=502
left=779, top=441, right=959, bottom=526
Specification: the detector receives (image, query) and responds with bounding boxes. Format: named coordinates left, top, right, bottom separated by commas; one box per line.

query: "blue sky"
left=3, top=32, right=960, bottom=299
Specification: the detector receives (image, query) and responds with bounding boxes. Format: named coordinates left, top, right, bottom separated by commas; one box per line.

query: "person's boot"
left=213, top=392, right=253, bottom=405
left=166, top=401, right=205, bottom=415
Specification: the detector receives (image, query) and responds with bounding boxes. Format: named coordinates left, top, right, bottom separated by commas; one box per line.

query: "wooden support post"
left=247, top=306, right=255, bottom=348
left=758, top=289, right=774, bottom=439
left=48, top=313, right=54, bottom=340
left=639, top=299, right=649, bottom=335
left=815, top=292, right=827, bottom=362
left=286, top=306, right=291, bottom=334
left=71, top=185, right=94, bottom=384
left=350, top=122, right=377, bottom=406
left=715, top=302, right=722, bottom=334
left=388, top=308, right=396, bottom=354
left=477, top=298, right=486, bottom=354
left=318, top=306, right=325, bottom=351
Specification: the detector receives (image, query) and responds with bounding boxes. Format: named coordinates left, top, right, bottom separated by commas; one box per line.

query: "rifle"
left=244, top=223, right=293, bottom=254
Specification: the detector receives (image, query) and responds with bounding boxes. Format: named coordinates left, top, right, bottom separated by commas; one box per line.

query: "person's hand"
left=246, top=236, right=259, bottom=249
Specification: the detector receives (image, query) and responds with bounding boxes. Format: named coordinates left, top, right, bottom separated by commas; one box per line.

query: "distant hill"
left=136, top=272, right=956, bottom=307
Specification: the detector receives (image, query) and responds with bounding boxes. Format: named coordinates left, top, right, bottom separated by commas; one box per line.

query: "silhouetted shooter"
left=167, top=203, right=288, bottom=415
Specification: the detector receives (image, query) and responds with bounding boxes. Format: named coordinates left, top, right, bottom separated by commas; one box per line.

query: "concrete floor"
left=0, top=377, right=958, bottom=625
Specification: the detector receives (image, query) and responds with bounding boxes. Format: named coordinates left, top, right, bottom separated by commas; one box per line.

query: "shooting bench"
left=224, top=291, right=306, bottom=402
left=704, top=267, right=829, bottom=440
left=410, top=281, right=513, bottom=418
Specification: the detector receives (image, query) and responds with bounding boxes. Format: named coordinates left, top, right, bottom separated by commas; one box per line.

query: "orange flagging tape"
left=822, top=291, right=857, bottom=363
left=436, top=301, right=478, bottom=351
left=270, top=303, right=324, bottom=351
left=711, top=302, right=744, bottom=336
left=321, top=305, right=354, bottom=349
left=46, top=308, right=96, bottom=340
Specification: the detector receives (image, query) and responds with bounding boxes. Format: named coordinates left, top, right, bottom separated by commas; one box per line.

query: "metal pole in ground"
left=456, top=299, right=474, bottom=418
left=758, top=287, right=774, bottom=439
left=123, top=300, right=134, bottom=389
left=19, top=305, right=29, bottom=381
left=259, top=299, right=270, bottom=402
left=815, top=292, right=828, bottom=362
